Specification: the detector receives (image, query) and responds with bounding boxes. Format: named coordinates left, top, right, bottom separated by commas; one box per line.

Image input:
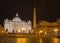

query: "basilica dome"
left=12, top=13, right=21, bottom=22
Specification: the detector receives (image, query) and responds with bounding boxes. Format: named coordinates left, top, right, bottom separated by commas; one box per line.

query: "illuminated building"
left=4, top=13, right=32, bottom=33
left=38, top=20, right=60, bottom=35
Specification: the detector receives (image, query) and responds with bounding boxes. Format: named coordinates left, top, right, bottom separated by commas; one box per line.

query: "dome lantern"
left=16, top=13, right=18, bottom=17
left=12, top=13, right=21, bottom=22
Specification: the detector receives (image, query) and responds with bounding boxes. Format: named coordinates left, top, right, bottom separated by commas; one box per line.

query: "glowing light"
left=22, top=28, right=26, bottom=30
left=54, top=28, right=58, bottom=32
left=39, top=30, right=43, bottom=34
left=45, top=31, right=47, bottom=35
left=16, top=38, right=27, bottom=43
left=16, top=13, right=18, bottom=16
left=17, top=29, right=20, bottom=32
left=53, top=38, right=59, bottom=43
left=1, top=31, right=4, bottom=33
left=39, top=38, right=43, bottom=43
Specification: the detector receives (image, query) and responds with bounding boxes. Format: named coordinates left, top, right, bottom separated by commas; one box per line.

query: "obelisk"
left=33, top=2, right=36, bottom=33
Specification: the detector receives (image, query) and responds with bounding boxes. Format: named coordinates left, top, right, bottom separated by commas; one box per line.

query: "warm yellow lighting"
left=53, top=38, right=59, bottom=43
left=17, top=29, right=20, bottom=32
left=39, top=38, right=43, bottom=43
left=1, top=31, right=6, bottom=33
left=22, top=28, right=25, bottom=30
left=33, top=7, right=36, bottom=31
left=39, top=30, right=43, bottom=34
left=1, top=31, right=4, bottom=33
left=54, top=28, right=58, bottom=32
left=16, top=38, right=27, bottom=43
left=30, top=30, right=34, bottom=33
left=45, top=31, right=47, bottom=35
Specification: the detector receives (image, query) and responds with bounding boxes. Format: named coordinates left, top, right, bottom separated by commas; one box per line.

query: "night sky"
left=0, top=0, right=60, bottom=26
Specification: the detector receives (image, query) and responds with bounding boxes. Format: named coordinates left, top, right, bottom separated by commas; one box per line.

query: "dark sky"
left=0, top=0, right=60, bottom=25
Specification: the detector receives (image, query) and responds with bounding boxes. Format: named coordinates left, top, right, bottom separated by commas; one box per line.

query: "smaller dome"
left=12, top=13, right=21, bottom=22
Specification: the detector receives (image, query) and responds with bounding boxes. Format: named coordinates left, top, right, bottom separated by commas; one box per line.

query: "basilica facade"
left=4, top=13, right=32, bottom=33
